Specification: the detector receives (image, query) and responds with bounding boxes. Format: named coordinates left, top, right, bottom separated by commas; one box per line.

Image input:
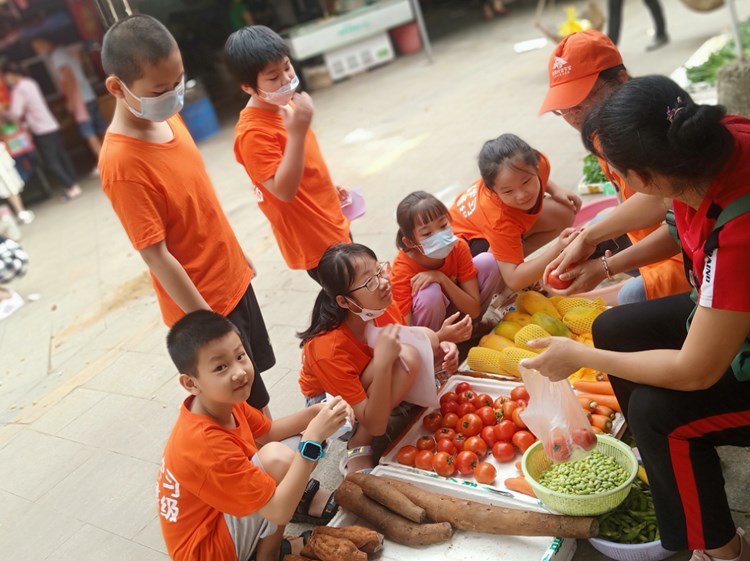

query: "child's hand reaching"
left=281, top=92, right=314, bottom=137
left=302, top=396, right=350, bottom=443
left=554, top=227, right=579, bottom=252
left=373, top=324, right=402, bottom=365
left=438, top=341, right=460, bottom=373
left=437, top=312, right=472, bottom=343
left=551, top=190, right=582, bottom=213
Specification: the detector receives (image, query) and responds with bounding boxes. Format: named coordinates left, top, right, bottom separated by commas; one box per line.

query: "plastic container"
left=588, top=536, right=673, bottom=561
left=573, top=196, right=619, bottom=228
left=522, top=434, right=638, bottom=516
left=390, top=22, right=422, bottom=55
left=180, top=80, right=220, bottom=142
left=340, top=187, right=366, bottom=221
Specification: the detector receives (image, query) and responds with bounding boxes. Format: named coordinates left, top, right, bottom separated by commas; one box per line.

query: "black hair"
left=167, top=310, right=240, bottom=377
left=478, top=133, right=539, bottom=188
left=1, top=61, right=25, bottom=77
left=395, top=191, right=451, bottom=250
left=598, top=64, right=627, bottom=84
left=582, top=75, right=734, bottom=189
left=224, top=25, right=290, bottom=90
left=297, top=243, right=378, bottom=345
left=101, top=14, right=178, bottom=85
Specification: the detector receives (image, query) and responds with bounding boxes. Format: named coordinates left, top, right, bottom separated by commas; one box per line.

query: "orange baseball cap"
left=539, top=30, right=623, bottom=115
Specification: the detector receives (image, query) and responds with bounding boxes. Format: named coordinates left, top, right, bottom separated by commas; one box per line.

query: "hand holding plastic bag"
left=519, top=364, right=597, bottom=463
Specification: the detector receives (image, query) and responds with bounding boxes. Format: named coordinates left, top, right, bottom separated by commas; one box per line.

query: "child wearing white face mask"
left=391, top=191, right=503, bottom=340
left=225, top=26, right=351, bottom=282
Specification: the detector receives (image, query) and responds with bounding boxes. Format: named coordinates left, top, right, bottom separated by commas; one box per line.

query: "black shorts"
left=226, top=282, right=275, bottom=409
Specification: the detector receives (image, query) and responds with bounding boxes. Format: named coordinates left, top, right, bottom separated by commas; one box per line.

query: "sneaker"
left=646, top=34, right=669, bottom=52
left=16, top=210, right=34, bottom=225
left=690, top=528, right=750, bottom=561
left=0, top=290, right=24, bottom=320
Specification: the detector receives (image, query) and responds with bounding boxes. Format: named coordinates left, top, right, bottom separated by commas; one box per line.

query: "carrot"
left=597, top=372, right=609, bottom=381
left=590, top=414, right=613, bottom=433
left=504, top=476, right=536, bottom=498
left=591, top=426, right=604, bottom=434
left=577, top=395, right=598, bottom=411
left=514, top=459, right=523, bottom=472
left=572, top=380, right=615, bottom=395
left=593, top=405, right=616, bottom=420
left=577, top=393, right=621, bottom=413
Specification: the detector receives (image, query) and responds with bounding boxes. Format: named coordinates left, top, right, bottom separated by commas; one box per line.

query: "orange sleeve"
left=240, top=403, right=272, bottom=439
left=537, top=152, right=551, bottom=190
left=103, top=179, right=166, bottom=250
left=237, top=128, right=283, bottom=186
left=453, top=238, right=478, bottom=282
left=390, top=251, right=418, bottom=316
left=485, top=214, right=526, bottom=264
left=306, top=338, right=368, bottom=406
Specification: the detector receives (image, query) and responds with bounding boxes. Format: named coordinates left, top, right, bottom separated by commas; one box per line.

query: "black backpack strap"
left=704, top=194, right=750, bottom=255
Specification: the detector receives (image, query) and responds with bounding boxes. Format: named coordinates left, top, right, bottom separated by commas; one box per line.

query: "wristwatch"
left=298, top=440, right=326, bottom=462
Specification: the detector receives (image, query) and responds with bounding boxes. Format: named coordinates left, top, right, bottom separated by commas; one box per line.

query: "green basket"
left=522, top=434, right=638, bottom=516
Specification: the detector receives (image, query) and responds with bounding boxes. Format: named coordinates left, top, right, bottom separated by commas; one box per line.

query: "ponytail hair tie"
left=666, top=96, right=686, bottom=123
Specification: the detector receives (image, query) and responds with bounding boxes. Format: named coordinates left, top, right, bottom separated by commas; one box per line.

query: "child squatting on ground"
left=98, top=15, right=276, bottom=412
left=225, top=25, right=351, bottom=282
left=158, top=310, right=352, bottom=561
left=391, top=191, right=502, bottom=337
left=297, top=243, right=459, bottom=474
left=450, top=133, right=581, bottom=292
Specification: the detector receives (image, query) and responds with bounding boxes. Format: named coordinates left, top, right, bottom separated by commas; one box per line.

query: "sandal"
left=278, top=529, right=312, bottom=560
left=339, top=445, right=375, bottom=476
left=290, top=478, right=338, bottom=525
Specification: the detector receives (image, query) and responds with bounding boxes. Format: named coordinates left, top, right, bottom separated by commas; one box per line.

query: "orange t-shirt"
left=298, top=302, right=405, bottom=404
left=234, top=106, right=350, bottom=270
left=598, top=158, right=690, bottom=300
left=100, top=116, right=253, bottom=326
left=450, top=153, right=552, bottom=264
left=158, top=397, right=275, bottom=561
left=390, top=238, right=478, bottom=316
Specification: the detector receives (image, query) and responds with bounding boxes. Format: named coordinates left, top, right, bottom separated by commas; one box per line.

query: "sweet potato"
left=346, top=472, right=426, bottom=523
left=312, top=525, right=383, bottom=554
left=335, top=480, right=452, bottom=546
left=304, top=533, right=366, bottom=561
left=282, top=555, right=310, bottom=561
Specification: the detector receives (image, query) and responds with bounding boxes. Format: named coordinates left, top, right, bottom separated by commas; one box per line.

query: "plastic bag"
left=519, top=364, right=597, bottom=463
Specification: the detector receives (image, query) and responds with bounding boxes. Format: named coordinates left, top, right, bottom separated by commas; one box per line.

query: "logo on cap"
left=552, top=56, right=572, bottom=79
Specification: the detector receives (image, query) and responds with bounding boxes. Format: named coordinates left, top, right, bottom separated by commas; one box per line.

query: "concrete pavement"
left=1, top=1, right=748, bottom=559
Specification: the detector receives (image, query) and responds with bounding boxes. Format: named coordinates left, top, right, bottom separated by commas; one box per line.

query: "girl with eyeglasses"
left=297, top=243, right=459, bottom=474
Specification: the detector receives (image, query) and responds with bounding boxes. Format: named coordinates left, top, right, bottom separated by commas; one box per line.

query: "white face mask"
left=257, top=75, right=299, bottom=106
left=120, top=78, right=185, bottom=122
left=346, top=297, right=386, bottom=322
left=419, top=227, right=458, bottom=259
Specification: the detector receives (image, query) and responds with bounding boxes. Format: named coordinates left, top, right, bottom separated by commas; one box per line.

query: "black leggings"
left=593, top=293, right=750, bottom=551
left=33, top=132, right=78, bottom=190
left=607, top=0, right=667, bottom=45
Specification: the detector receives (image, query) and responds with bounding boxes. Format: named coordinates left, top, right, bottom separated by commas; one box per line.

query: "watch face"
left=300, top=441, right=323, bottom=460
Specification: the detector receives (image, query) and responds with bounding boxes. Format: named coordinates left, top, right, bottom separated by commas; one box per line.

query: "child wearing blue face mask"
left=225, top=26, right=351, bottom=282
left=391, top=191, right=503, bottom=340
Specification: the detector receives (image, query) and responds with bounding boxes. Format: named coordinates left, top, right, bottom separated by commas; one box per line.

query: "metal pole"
left=727, top=0, right=744, bottom=61
left=409, top=0, right=434, bottom=63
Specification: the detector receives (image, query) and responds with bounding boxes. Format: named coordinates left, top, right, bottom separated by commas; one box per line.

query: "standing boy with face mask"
left=225, top=26, right=352, bottom=283
left=98, top=15, right=275, bottom=413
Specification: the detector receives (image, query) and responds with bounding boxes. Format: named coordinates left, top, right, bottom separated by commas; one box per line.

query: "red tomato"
left=440, top=400, right=459, bottom=415
left=502, top=400, right=520, bottom=419
left=434, top=427, right=456, bottom=441
left=546, top=268, right=573, bottom=290
left=455, top=381, right=473, bottom=394
left=453, top=433, right=467, bottom=452
left=416, top=436, right=435, bottom=451
left=511, top=407, right=527, bottom=430
left=512, top=430, right=536, bottom=453
left=440, top=391, right=459, bottom=404
left=458, top=413, right=483, bottom=437
left=423, top=412, right=443, bottom=432
left=396, top=445, right=418, bottom=466
left=473, top=462, right=497, bottom=484
left=436, top=438, right=458, bottom=456
left=463, top=435, right=488, bottom=459
left=432, top=451, right=456, bottom=477
left=480, top=425, right=498, bottom=447
left=476, top=406, right=498, bottom=427
left=510, top=385, right=530, bottom=402
left=516, top=398, right=529, bottom=409
left=455, top=450, right=479, bottom=475
left=491, top=441, right=516, bottom=463
left=494, top=419, right=517, bottom=441
left=472, top=393, right=494, bottom=409
left=545, top=435, right=572, bottom=462
left=458, top=390, right=477, bottom=404
left=442, top=412, right=459, bottom=428
left=414, top=450, right=434, bottom=471
left=571, top=427, right=597, bottom=451
left=456, top=402, right=476, bottom=418
left=494, top=395, right=512, bottom=409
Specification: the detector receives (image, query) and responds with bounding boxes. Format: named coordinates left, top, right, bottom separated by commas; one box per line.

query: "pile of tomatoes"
left=395, top=381, right=538, bottom=484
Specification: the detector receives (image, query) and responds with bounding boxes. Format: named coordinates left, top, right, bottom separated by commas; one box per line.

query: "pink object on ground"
left=341, top=187, right=366, bottom=221
left=573, top=196, right=619, bottom=228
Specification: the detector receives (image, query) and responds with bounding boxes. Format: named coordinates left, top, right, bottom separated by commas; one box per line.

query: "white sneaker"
left=16, top=210, right=34, bottom=225
left=690, top=528, right=750, bottom=561
left=0, top=290, right=24, bottom=320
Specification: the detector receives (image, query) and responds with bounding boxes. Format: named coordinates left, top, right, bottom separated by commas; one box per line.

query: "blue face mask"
left=120, top=78, right=185, bottom=122
left=419, top=228, right=458, bottom=259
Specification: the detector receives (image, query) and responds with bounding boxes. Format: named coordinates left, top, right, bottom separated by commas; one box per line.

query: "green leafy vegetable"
left=582, top=153, right=607, bottom=184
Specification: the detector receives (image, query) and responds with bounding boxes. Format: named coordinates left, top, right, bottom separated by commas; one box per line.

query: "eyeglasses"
left=349, top=261, right=391, bottom=293
left=552, top=82, right=608, bottom=116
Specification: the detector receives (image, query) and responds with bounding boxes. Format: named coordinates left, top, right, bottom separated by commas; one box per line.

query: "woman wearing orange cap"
left=525, top=75, right=750, bottom=561
left=538, top=30, right=689, bottom=304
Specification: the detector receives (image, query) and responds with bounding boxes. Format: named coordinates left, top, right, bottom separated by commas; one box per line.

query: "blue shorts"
left=77, top=100, right=108, bottom=138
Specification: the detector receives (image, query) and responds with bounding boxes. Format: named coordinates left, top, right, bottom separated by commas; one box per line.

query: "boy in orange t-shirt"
left=225, top=26, right=351, bottom=281
left=98, top=15, right=275, bottom=410
left=159, top=310, right=349, bottom=561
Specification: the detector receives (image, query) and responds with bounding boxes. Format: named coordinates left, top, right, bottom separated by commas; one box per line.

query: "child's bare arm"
left=139, top=241, right=210, bottom=312
left=498, top=228, right=578, bottom=291
left=261, top=93, right=314, bottom=202
left=256, top=400, right=354, bottom=445
left=546, top=180, right=582, bottom=213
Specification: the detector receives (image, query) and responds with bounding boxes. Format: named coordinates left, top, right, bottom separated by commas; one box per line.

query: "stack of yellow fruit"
left=467, top=291, right=608, bottom=378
